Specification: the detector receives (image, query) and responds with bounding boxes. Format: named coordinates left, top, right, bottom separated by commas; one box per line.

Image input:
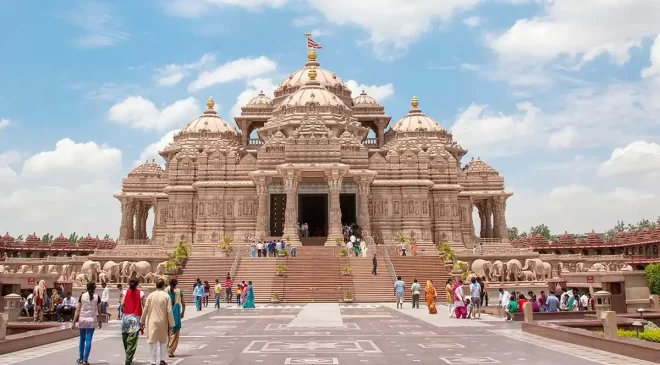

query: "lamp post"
left=632, top=321, right=644, bottom=339
left=636, top=308, right=646, bottom=319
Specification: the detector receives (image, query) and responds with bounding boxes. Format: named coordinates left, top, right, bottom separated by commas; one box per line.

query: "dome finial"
left=207, top=96, right=215, bottom=109
left=411, top=95, right=419, bottom=108
left=308, top=66, right=317, bottom=80
left=307, top=47, right=317, bottom=62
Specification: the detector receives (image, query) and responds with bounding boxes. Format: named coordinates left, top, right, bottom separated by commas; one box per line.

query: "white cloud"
left=69, top=2, right=130, bottom=48
left=230, top=78, right=278, bottom=117
left=292, top=16, right=320, bottom=27
left=108, top=96, right=201, bottom=131
left=642, top=34, right=660, bottom=79
left=345, top=80, right=394, bottom=102
left=22, top=138, right=122, bottom=181
left=599, top=140, right=660, bottom=178
left=0, top=150, right=21, bottom=166
left=307, top=0, right=482, bottom=55
left=547, top=126, right=577, bottom=150
left=0, top=118, right=9, bottom=131
left=507, top=185, right=660, bottom=234
left=188, top=56, right=277, bottom=92
left=154, top=53, right=216, bottom=87
left=165, top=0, right=288, bottom=17
left=136, top=129, right=179, bottom=166
left=463, top=16, right=481, bottom=28
left=450, top=102, right=539, bottom=157
left=487, top=0, right=660, bottom=67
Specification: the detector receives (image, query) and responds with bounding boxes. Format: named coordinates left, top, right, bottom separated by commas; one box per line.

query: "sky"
left=1, top=0, right=660, bottom=238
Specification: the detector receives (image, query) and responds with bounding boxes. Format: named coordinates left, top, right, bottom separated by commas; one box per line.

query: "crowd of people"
left=393, top=276, right=440, bottom=314
left=248, top=239, right=296, bottom=257
left=498, top=286, right=596, bottom=320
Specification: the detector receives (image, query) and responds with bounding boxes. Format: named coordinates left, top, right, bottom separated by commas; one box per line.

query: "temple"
left=113, top=47, right=512, bottom=250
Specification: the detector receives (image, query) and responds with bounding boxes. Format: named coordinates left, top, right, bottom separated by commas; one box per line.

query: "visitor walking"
left=469, top=277, right=481, bottom=319
left=225, top=275, right=233, bottom=303
left=100, top=282, right=110, bottom=315
left=72, top=281, right=102, bottom=365
left=203, top=281, right=210, bottom=308
left=121, top=278, right=143, bottom=365
left=394, top=276, right=405, bottom=309
left=214, top=279, right=222, bottom=308
left=498, top=288, right=511, bottom=320
left=411, top=279, right=421, bottom=309
left=445, top=278, right=454, bottom=317
left=167, top=278, right=185, bottom=359
left=117, top=284, right=124, bottom=319
left=33, top=280, right=46, bottom=322
left=141, top=279, right=174, bottom=365
left=372, top=254, right=377, bottom=275
left=546, top=290, right=559, bottom=312
left=452, top=280, right=467, bottom=319
left=360, top=239, right=367, bottom=257
left=400, top=241, right=407, bottom=256
left=425, top=280, right=437, bottom=314
left=193, top=279, right=204, bottom=311
left=243, top=281, right=255, bottom=308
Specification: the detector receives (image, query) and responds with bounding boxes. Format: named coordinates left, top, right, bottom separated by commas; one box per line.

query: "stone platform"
left=0, top=303, right=656, bottom=365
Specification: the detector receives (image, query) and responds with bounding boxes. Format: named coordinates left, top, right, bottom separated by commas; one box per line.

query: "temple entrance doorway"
left=340, top=193, right=357, bottom=226
left=270, top=194, right=286, bottom=236
left=298, top=194, right=328, bottom=243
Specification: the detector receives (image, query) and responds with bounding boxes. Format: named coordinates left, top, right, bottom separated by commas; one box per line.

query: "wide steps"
left=177, top=257, right=233, bottom=290
left=282, top=256, right=347, bottom=302
left=347, top=257, right=393, bottom=302
left=234, top=257, right=283, bottom=303
left=389, top=256, right=450, bottom=303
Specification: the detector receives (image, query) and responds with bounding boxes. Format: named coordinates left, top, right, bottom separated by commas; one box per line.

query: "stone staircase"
left=176, top=256, right=234, bottom=291
left=389, top=255, right=451, bottom=303
left=300, top=237, right=327, bottom=246
left=233, top=257, right=284, bottom=303
left=347, top=256, right=394, bottom=302
left=281, top=247, right=348, bottom=302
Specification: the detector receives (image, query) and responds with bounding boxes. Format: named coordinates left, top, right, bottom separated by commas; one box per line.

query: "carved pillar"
left=118, top=198, right=130, bottom=244
left=141, top=204, right=150, bottom=239
left=495, top=196, right=509, bottom=242
left=356, top=180, right=372, bottom=237
left=377, top=124, right=385, bottom=148
left=282, top=173, right=300, bottom=244
left=254, top=179, right=270, bottom=240
left=325, top=171, right=344, bottom=246
left=151, top=198, right=158, bottom=242
left=484, top=199, right=493, bottom=239
left=477, top=202, right=486, bottom=239
left=126, top=200, right=135, bottom=242
left=133, top=201, right=143, bottom=240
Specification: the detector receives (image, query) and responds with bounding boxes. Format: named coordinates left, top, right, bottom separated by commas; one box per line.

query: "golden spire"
left=308, top=66, right=317, bottom=80
left=411, top=95, right=419, bottom=108
left=207, top=96, right=215, bottom=109
left=307, top=47, right=317, bottom=62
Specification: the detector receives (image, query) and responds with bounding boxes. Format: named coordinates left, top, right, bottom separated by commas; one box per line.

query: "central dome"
left=280, top=68, right=347, bottom=108
left=180, top=97, right=237, bottom=134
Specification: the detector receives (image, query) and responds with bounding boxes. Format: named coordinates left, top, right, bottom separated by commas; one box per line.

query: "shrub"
left=343, top=265, right=352, bottom=273
left=219, top=236, right=233, bottom=250
left=645, top=263, right=660, bottom=295
left=616, top=328, right=660, bottom=343
left=276, top=265, right=287, bottom=273
left=344, top=292, right=353, bottom=300
left=339, top=248, right=349, bottom=256
left=272, top=293, right=281, bottom=300
left=437, top=242, right=456, bottom=261
left=278, top=249, right=289, bottom=257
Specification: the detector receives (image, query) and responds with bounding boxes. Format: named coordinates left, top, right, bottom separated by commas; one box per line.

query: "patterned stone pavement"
left=0, top=303, right=656, bottom=365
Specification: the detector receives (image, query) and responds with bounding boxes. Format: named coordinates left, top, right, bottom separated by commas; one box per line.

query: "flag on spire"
left=307, top=37, right=322, bottom=49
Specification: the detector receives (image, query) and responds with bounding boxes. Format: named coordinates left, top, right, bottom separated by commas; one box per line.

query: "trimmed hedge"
left=645, top=263, right=660, bottom=295
left=617, top=328, right=660, bottom=343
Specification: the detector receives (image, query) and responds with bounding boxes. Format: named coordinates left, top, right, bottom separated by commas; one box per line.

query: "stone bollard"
left=0, top=313, right=7, bottom=341
left=3, top=294, right=21, bottom=322
left=600, top=311, right=617, bottom=340
left=650, top=295, right=660, bottom=311
left=522, top=302, right=533, bottom=323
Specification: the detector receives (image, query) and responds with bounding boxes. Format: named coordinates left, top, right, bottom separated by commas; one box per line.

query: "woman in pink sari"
left=453, top=280, right=467, bottom=319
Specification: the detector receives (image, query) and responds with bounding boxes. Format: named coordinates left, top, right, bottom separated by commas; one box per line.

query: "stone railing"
left=383, top=245, right=397, bottom=282
left=4, top=256, right=82, bottom=263
left=539, top=253, right=625, bottom=261
left=362, top=138, right=378, bottom=147
left=475, top=238, right=502, bottom=244
left=91, top=249, right=168, bottom=257
left=230, top=246, right=242, bottom=278
left=455, top=248, right=536, bottom=257
left=122, top=239, right=153, bottom=245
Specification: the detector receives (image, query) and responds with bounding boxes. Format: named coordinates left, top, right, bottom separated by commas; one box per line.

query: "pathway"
left=1, top=303, right=656, bottom=365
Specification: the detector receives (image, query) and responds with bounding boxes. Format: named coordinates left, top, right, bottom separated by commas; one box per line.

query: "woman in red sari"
left=452, top=280, right=467, bottom=319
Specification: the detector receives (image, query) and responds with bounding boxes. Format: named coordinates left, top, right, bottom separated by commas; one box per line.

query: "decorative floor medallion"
left=284, top=358, right=339, bottom=364
left=418, top=343, right=465, bottom=349
left=440, top=357, right=500, bottom=364
left=242, top=340, right=382, bottom=353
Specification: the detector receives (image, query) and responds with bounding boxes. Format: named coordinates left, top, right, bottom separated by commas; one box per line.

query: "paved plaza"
left=1, top=303, right=656, bottom=365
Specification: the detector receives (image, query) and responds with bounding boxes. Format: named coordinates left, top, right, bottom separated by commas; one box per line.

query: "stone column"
left=126, top=199, right=135, bottom=242
left=476, top=201, right=486, bottom=239
left=118, top=198, right=130, bottom=244
left=356, top=180, right=372, bottom=237
left=134, top=201, right=143, bottom=240
left=282, top=173, right=300, bottom=245
left=484, top=199, right=493, bottom=239
left=141, top=204, right=150, bottom=239
left=325, top=171, right=344, bottom=246
left=151, top=199, right=158, bottom=241
left=494, top=196, right=509, bottom=242
left=254, top=180, right=270, bottom=240
left=377, top=124, right=385, bottom=148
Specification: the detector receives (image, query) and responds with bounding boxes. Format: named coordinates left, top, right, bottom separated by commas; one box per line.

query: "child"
left=116, top=284, right=123, bottom=320
left=506, top=294, right=518, bottom=321
left=236, top=284, right=242, bottom=306
left=465, top=298, right=472, bottom=319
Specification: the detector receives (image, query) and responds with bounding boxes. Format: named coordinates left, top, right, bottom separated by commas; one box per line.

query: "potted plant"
left=335, top=237, right=343, bottom=246
left=271, top=293, right=281, bottom=303
left=218, top=236, right=232, bottom=257
left=276, top=265, right=288, bottom=276
left=436, top=242, right=456, bottom=263
left=277, top=248, right=288, bottom=257
left=339, top=248, right=349, bottom=257
left=164, top=255, right=180, bottom=276
left=343, top=291, right=354, bottom=303
left=342, top=264, right=352, bottom=275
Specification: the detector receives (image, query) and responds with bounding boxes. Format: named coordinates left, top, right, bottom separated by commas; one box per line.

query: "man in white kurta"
left=140, top=279, right=174, bottom=365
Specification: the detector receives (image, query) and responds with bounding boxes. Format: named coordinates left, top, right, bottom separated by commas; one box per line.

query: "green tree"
left=103, top=234, right=111, bottom=240
left=41, top=233, right=54, bottom=243
left=15, top=234, right=24, bottom=243
left=508, top=227, right=520, bottom=241
left=605, top=220, right=626, bottom=240
left=646, top=263, right=660, bottom=295
left=68, top=232, right=80, bottom=244
left=529, top=224, right=551, bottom=240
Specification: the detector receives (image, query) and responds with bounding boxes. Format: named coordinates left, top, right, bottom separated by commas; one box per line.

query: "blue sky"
left=1, top=0, right=660, bottom=237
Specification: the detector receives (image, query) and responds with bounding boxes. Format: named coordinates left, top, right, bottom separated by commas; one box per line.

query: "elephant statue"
left=35, top=265, right=45, bottom=274
left=128, top=261, right=153, bottom=282
left=521, top=270, right=535, bottom=281
left=59, top=264, right=72, bottom=281
left=119, top=261, right=132, bottom=283
left=102, top=261, right=121, bottom=283
left=75, top=273, right=89, bottom=284
left=155, top=261, right=167, bottom=276
left=576, top=262, right=586, bottom=272
left=144, top=272, right=159, bottom=284
left=0, top=265, right=7, bottom=273
left=80, top=260, right=101, bottom=283
left=505, top=259, right=522, bottom=281
left=620, top=264, right=633, bottom=271
left=18, top=265, right=32, bottom=273
left=68, top=271, right=77, bottom=281
left=522, top=258, right=545, bottom=280
left=557, top=262, right=569, bottom=273
left=589, top=263, right=606, bottom=272
left=542, top=262, right=552, bottom=279
left=490, top=260, right=504, bottom=282
left=47, top=264, right=59, bottom=274
left=98, top=271, right=110, bottom=284
left=470, top=259, right=492, bottom=279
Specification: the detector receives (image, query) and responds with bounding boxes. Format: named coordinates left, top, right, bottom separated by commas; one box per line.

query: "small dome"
left=281, top=68, right=347, bottom=108
left=129, top=159, right=164, bottom=177
left=180, top=96, right=237, bottom=134
left=391, top=96, right=445, bottom=133
left=464, top=158, right=498, bottom=174
left=353, top=90, right=380, bottom=106
left=52, top=233, right=69, bottom=245
left=247, top=91, right=273, bottom=107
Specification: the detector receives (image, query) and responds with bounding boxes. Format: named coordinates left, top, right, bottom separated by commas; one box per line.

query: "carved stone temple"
left=114, top=47, right=512, bottom=250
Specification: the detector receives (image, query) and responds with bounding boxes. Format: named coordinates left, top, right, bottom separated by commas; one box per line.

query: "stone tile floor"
left=0, top=303, right=656, bottom=365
